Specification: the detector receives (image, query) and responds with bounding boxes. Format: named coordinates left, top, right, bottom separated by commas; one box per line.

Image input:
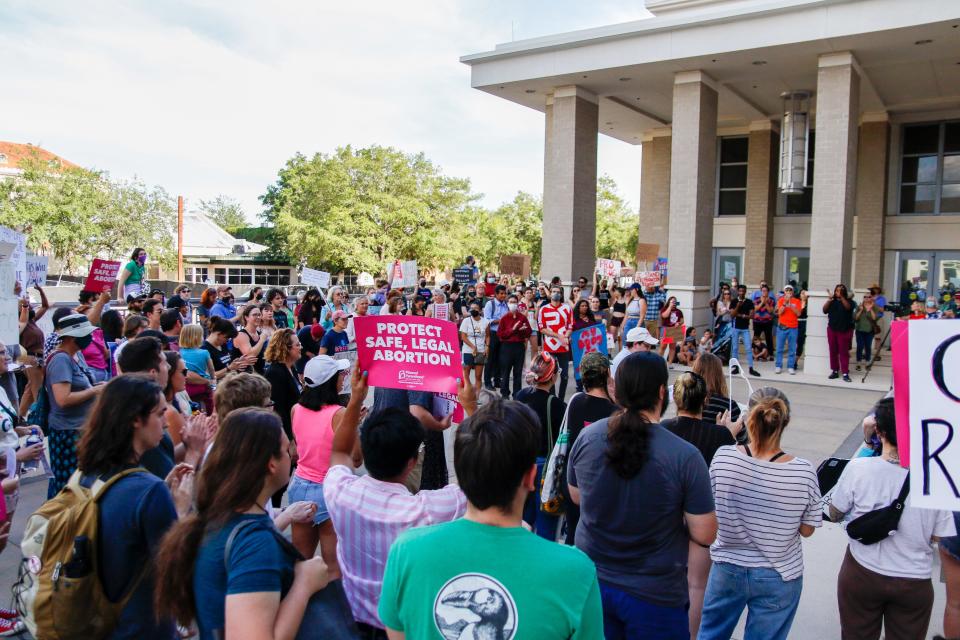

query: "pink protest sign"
left=891, top=321, right=910, bottom=468
left=354, top=315, right=461, bottom=394
left=84, top=259, right=121, bottom=293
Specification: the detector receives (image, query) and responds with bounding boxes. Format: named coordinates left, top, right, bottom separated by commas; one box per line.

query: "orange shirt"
left=776, top=297, right=802, bottom=329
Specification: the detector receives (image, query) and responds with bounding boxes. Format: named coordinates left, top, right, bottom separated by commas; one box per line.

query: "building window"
left=189, top=267, right=209, bottom=284
left=254, top=268, right=291, bottom=286
left=717, top=137, right=748, bottom=215
left=783, top=130, right=815, bottom=214
left=227, top=268, right=253, bottom=285
left=0, top=154, right=7, bottom=165
left=900, top=121, right=960, bottom=214
left=214, top=268, right=227, bottom=283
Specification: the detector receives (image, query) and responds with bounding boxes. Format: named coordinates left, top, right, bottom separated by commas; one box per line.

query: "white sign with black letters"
left=909, top=320, right=960, bottom=510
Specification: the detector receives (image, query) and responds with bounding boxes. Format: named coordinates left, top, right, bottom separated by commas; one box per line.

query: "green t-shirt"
left=378, top=518, right=602, bottom=639
left=123, top=260, right=145, bottom=286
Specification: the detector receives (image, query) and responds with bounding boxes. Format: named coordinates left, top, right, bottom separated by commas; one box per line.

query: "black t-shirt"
left=565, top=393, right=617, bottom=448
left=733, top=298, right=754, bottom=330
left=826, top=298, right=856, bottom=331
left=296, top=326, right=321, bottom=373
left=661, top=415, right=735, bottom=466
left=202, top=341, right=232, bottom=371
left=598, top=289, right=611, bottom=310
left=702, top=393, right=741, bottom=426
left=513, top=387, right=566, bottom=457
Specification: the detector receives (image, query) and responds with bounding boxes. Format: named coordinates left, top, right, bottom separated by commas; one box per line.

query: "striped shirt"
left=709, top=446, right=822, bottom=580
left=322, top=465, right=467, bottom=628
left=701, top=393, right=741, bottom=425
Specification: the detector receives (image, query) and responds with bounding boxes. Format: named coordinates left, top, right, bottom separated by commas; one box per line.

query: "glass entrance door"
left=897, top=252, right=960, bottom=306
left=784, top=249, right=810, bottom=291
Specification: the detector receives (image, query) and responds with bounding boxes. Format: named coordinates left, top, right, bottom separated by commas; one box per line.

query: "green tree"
left=595, top=174, right=639, bottom=265
left=198, top=194, right=247, bottom=231
left=0, top=153, right=176, bottom=275
left=465, top=191, right=543, bottom=274
left=261, top=145, right=477, bottom=274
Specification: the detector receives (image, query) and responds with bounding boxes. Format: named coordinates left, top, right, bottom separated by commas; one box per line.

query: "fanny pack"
left=845, top=473, right=909, bottom=545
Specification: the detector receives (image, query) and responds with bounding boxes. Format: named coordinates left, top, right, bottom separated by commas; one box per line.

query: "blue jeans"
left=522, top=458, right=560, bottom=541
left=730, top=328, right=753, bottom=367
left=855, top=330, right=873, bottom=363
left=698, top=563, right=802, bottom=640
left=599, top=581, right=689, bottom=640
left=774, top=326, right=798, bottom=369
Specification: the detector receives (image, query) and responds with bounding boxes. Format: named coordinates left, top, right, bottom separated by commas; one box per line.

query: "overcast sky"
left=1, top=1, right=651, bottom=222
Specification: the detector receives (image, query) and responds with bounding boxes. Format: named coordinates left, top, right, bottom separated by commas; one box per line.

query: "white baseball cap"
left=303, top=355, right=351, bottom=387
left=625, top=326, right=659, bottom=346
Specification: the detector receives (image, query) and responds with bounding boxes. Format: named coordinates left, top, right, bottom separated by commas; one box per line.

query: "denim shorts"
left=463, top=352, right=487, bottom=366
left=288, top=475, right=331, bottom=525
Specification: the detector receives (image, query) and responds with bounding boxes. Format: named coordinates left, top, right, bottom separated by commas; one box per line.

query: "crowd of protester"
left=0, top=250, right=956, bottom=640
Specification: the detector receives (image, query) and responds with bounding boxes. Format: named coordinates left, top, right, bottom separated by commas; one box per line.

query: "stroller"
left=711, top=320, right=733, bottom=365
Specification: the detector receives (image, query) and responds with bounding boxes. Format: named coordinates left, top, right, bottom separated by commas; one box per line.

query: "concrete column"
left=667, top=71, right=718, bottom=330
left=805, top=52, right=860, bottom=376
left=854, top=115, right=890, bottom=293
left=638, top=131, right=672, bottom=264
left=744, top=121, right=778, bottom=288
left=541, top=86, right=599, bottom=283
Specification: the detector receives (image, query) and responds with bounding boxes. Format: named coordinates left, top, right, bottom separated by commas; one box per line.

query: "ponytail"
left=153, top=515, right=206, bottom=625
left=746, top=397, right=790, bottom=452
left=606, top=351, right=668, bottom=479
left=606, top=409, right=652, bottom=479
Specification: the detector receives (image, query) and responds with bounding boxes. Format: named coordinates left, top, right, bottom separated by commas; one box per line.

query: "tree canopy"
left=0, top=153, right=176, bottom=274
left=199, top=194, right=247, bottom=231
left=261, top=144, right=639, bottom=278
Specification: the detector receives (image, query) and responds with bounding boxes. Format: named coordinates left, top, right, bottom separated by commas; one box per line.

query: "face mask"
left=508, top=303, right=518, bottom=312
left=368, top=295, right=377, bottom=303
left=550, top=293, right=562, bottom=302
left=487, top=277, right=496, bottom=284
left=470, top=309, right=481, bottom=318
left=75, top=334, right=93, bottom=350
left=467, top=291, right=476, bottom=298
left=137, top=254, right=147, bottom=265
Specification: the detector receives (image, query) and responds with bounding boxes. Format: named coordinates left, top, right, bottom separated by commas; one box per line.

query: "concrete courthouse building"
left=461, top=0, right=960, bottom=374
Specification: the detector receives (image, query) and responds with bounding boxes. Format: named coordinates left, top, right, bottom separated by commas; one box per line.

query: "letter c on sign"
left=933, top=333, right=960, bottom=403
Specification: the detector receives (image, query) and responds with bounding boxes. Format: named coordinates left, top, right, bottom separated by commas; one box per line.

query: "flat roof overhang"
left=461, top=0, right=960, bottom=143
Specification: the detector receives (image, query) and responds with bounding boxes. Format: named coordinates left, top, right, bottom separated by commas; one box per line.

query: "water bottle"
left=21, top=428, right=42, bottom=472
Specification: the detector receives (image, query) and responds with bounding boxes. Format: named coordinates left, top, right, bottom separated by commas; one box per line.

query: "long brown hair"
left=692, top=352, right=728, bottom=397
left=745, top=396, right=790, bottom=453
left=153, top=408, right=285, bottom=625
left=77, top=375, right=163, bottom=475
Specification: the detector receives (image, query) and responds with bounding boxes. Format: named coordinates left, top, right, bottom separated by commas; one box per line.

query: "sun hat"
left=625, top=326, right=659, bottom=346
left=303, top=355, right=351, bottom=387
left=56, top=314, right=97, bottom=338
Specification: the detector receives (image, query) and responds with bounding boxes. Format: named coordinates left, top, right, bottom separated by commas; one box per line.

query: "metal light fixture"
left=779, top=91, right=812, bottom=195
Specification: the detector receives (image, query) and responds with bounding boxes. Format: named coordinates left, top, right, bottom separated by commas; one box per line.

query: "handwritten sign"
left=386, top=260, right=418, bottom=289
left=908, top=320, right=960, bottom=510
left=83, top=259, right=121, bottom=293
left=499, top=254, right=531, bottom=278
left=571, top=323, right=609, bottom=381
left=636, top=242, right=659, bottom=266
left=596, top=259, right=622, bottom=279
left=0, top=262, right=18, bottom=347
left=0, top=226, right=26, bottom=287
left=638, top=271, right=661, bottom=289
left=25, top=256, right=48, bottom=287
left=300, top=267, right=331, bottom=289
left=358, top=272, right=374, bottom=287
left=354, top=315, right=460, bottom=394
left=0, top=243, right=15, bottom=263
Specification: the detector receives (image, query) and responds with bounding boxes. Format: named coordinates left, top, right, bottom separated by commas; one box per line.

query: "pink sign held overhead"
left=84, top=259, right=121, bottom=293
left=891, top=321, right=910, bottom=468
left=353, top=316, right=461, bottom=394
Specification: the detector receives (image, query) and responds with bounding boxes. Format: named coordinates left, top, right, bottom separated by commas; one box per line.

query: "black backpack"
left=846, top=473, right=909, bottom=545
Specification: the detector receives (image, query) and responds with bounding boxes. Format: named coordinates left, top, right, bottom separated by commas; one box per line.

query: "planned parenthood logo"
left=398, top=370, right=425, bottom=386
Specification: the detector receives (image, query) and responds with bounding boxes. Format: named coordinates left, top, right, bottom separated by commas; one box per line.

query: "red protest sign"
left=354, top=315, right=461, bottom=394
left=84, top=259, right=121, bottom=293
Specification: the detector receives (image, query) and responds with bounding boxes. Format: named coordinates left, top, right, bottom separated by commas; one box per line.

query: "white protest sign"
left=300, top=267, right=331, bottom=289
left=0, top=243, right=15, bottom=263
left=386, top=260, right=417, bottom=289
left=358, top=272, right=374, bottom=287
left=909, top=320, right=960, bottom=511
left=0, top=262, right=19, bottom=347
left=25, top=256, right=48, bottom=287
left=596, top=259, right=622, bottom=279
left=0, top=226, right=26, bottom=287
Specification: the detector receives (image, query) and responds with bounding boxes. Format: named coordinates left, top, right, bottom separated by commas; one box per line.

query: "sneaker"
left=843, top=374, right=852, bottom=383
left=828, top=371, right=839, bottom=380
left=774, top=367, right=782, bottom=374
left=788, top=368, right=796, bottom=375
left=0, top=608, right=16, bottom=621
left=0, top=618, right=24, bottom=636
left=749, top=368, right=761, bottom=377
left=730, top=365, right=740, bottom=375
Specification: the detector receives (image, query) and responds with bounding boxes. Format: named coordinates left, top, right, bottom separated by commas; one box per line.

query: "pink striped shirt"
left=322, top=465, right=467, bottom=628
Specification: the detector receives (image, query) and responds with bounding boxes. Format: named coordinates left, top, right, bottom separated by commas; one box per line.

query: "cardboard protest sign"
left=300, top=267, right=331, bottom=289
left=596, top=259, right=622, bottom=279
left=0, top=226, right=26, bottom=287
left=907, top=320, right=960, bottom=510
left=0, top=262, right=18, bottom=347
left=84, top=259, right=121, bottom=293
left=452, top=267, right=473, bottom=285
left=25, top=256, right=48, bottom=287
left=499, top=254, right=531, bottom=277
left=571, top=323, right=609, bottom=381
left=636, top=242, right=659, bottom=265
left=891, top=321, right=910, bottom=468
left=354, top=315, right=460, bottom=394
left=638, top=271, right=661, bottom=289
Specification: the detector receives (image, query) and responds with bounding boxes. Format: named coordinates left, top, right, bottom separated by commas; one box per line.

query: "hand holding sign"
left=354, top=316, right=461, bottom=394
left=84, top=259, right=122, bottom=293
